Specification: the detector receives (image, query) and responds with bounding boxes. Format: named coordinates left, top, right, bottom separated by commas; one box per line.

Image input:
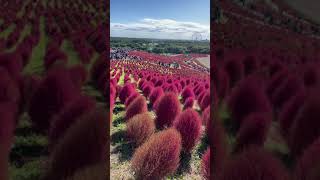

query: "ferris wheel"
left=192, top=32, right=203, bottom=41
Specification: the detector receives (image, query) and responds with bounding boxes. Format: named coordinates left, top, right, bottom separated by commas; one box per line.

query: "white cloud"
left=111, top=18, right=210, bottom=40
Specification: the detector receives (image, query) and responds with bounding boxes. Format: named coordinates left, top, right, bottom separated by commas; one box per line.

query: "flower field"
left=110, top=51, right=210, bottom=179
left=0, top=0, right=108, bottom=179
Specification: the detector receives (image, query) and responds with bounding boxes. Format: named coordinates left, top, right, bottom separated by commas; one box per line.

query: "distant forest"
left=111, top=37, right=210, bottom=54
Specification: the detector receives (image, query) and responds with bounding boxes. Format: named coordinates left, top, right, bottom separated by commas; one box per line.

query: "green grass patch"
left=61, top=40, right=80, bottom=66
left=0, top=24, right=15, bottom=39
left=10, top=159, right=45, bottom=180
left=23, top=16, right=48, bottom=75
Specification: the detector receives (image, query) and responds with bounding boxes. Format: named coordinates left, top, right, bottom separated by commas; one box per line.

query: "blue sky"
left=110, top=0, right=210, bottom=40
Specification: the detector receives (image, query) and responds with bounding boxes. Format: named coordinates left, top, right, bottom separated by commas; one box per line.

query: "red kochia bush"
left=0, top=67, right=20, bottom=104
left=149, top=87, right=164, bottom=106
left=221, top=147, right=289, bottom=180
left=234, top=113, right=271, bottom=153
left=119, top=83, right=135, bottom=104
left=279, top=90, right=306, bottom=138
left=294, top=137, right=320, bottom=180
left=289, top=90, right=320, bottom=156
left=0, top=102, right=17, bottom=180
left=213, top=67, right=230, bottom=99
left=44, top=108, right=108, bottom=180
left=201, top=148, right=210, bottom=180
left=28, top=69, right=80, bottom=131
left=131, top=128, right=181, bottom=179
left=271, top=75, right=304, bottom=109
left=142, top=84, right=153, bottom=98
left=181, top=87, right=194, bottom=103
left=125, top=96, right=148, bottom=120
left=199, top=91, right=210, bottom=110
left=224, top=58, right=244, bottom=87
left=68, top=65, right=88, bottom=88
left=126, top=113, right=155, bottom=146
left=183, top=97, right=194, bottom=110
left=227, top=76, right=271, bottom=130
left=173, top=108, right=202, bottom=152
left=202, top=106, right=210, bottom=126
left=49, top=95, right=96, bottom=150
left=0, top=52, right=23, bottom=81
left=125, top=92, right=139, bottom=108
left=209, top=110, right=228, bottom=176
left=155, top=92, right=181, bottom=129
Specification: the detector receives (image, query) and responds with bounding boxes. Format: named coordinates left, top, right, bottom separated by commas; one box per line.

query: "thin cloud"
left=111, top=18, right=210, bottom=40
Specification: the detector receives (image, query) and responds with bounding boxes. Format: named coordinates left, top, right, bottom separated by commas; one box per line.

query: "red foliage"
left=131, top=128, right=181, bottom=179
left=149, top=87, right=164, bottom=106
left=289, top=90, right=320, bottom=156
left=44, top=108, right=108, bottom=180
left=294, top=137, right=320, bottom=180
left=234, top=113, right=271, bottom=152
left=173, top=108, right=202, bottom=152
left=183, top=96, right=194, bottom=110
left=126, top=112, right=155, bottom=146
left=221, top=147, right=289, bottom=180
left=119, top=83, right=135, bottom=104
left=49, top=95, right=96, bottom=150
left=28, top=69, right=80, bottom=131
left=201, top=148, right=210, bottom=180
left=155, top=92, right=181, bottom=129
left=125, top=96, right=148, bottom=120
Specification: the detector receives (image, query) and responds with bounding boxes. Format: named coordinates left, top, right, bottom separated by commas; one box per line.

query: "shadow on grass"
left=147, top=103, right=153, bottom=111
left=175, top=152, right=192, bottom=176
left=111, top=130, right=135, bottom=162
left=113, top=115, right=125, bottom=127
left=114, top=105, right=125, bottom=114
left=197, top=135, right=209, bottom=157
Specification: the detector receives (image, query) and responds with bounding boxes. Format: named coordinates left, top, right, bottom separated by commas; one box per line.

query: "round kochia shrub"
left=0, top=102, right=17, bottom=180
left=119, top=83, right=135, bottom=104
left=49, top=95, right=96, bottom=150
left=65, top=163, right=107, bottom=180
left=224, top=58, right=244, bottom=87
left=125, top=92, right=139, bottom=108
left=149, top=87, right=164, bottom=106
left=0, top=67, right=20, bottom=104
left=271, top=74, right=304, bottom=109
left=289, top=90, right=320, bottom=156
left=201, top=148, right=210, bottom=180
left=131, top=128, right=181, bottom=179
left=181, top=86, right=194, bottom=103
left=125, top=96, right=148, bottom=120
left=294, top=137, right=320, bottom=180
left=173, top=108, right=202, bottom=152
left=126, top=113, right=155, bottom=146
left=279, top=90, right=306, bottom=138
left=183, top=96, right=194, bottom=110
left=220, top=147, right=289, bottom=180
left=234, top=113, right=271, bottom=153
left=28, top=69, right=80, bottom=131
left=142, top=84, right=153, bottom=98
left=44, top=107, right=108, bottom=180
left=208, top=110, right=228, bottom=176
left=155, top=92, right=181, bottom=129
left=199, top=91, right=210, bottom=110
left=227, top=76, right=271, bottom=130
